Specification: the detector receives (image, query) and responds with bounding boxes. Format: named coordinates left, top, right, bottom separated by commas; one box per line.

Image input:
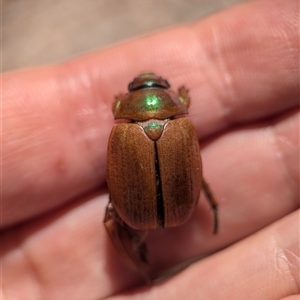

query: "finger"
left=107, top=210, right=300, bottom=300
left=3, top=0, right=298, bottom=227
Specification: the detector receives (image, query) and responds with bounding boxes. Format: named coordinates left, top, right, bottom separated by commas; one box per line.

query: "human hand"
left=2, top=0, right=299, bottom=299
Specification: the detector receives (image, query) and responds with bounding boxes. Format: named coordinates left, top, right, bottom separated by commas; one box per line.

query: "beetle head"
left=128, top=73, right=170, bottom=92
left=113, top=73, right=188, bottom=121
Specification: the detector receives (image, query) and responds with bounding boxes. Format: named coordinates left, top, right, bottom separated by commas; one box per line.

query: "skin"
left=2, top=0, right=299, bottom=299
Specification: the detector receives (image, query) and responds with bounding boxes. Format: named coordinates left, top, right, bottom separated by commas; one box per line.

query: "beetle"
left=104, top=73, right=218, bottom=281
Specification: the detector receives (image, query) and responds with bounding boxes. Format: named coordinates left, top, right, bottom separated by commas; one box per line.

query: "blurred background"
left=3, top=0, right=246, bottom=72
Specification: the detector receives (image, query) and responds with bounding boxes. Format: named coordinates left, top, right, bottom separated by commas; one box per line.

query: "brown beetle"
left=104, top=73, right=218, bottom=281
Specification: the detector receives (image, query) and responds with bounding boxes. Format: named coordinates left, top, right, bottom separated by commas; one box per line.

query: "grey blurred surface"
left=3, top=0, right=245, bottom=72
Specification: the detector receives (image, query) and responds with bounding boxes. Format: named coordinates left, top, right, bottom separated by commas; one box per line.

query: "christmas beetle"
left=104, top=73, right=218, bottom=281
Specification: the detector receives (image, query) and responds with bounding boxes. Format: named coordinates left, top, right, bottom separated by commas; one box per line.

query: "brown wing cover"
left=107, top=123, right=157, bottom=230
left=156, top=118, right=202, bottom=227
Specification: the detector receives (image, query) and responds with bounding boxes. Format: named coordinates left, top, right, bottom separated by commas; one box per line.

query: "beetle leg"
left=104, top=203, right=151, bottom=282
left=177, top=86, right=190, bottom=108
left=201, top=178, right=219, bottom=234
left=112, top=94, right=127, bottom=115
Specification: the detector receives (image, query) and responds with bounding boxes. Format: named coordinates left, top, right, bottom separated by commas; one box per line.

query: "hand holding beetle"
left=2, top=1, right=299, bottom=299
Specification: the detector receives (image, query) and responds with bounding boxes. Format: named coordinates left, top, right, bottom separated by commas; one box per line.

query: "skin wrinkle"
left=274, top=13, right=299, bottom=85
left=273, top=11, right=299, bottom=61
left=275, top=135, right=298, bottom=153
left=56, top=64, right=111, bottom=181
left=57, top=68, right=97, bottom=146
left=188, top=22, right=238, bottom=129
left=3, top=229, right=43, bottom=300
left=181, top=24, right=232, bottom=138
left=77, top=62, right=112, bottom=130
left=209, top=25, right=237, bottom=125
left=271, top=112, right=299, bottom=198
left=274, top=247, right=300, bottom=290
left=19, top=245, right=44, bottom=300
